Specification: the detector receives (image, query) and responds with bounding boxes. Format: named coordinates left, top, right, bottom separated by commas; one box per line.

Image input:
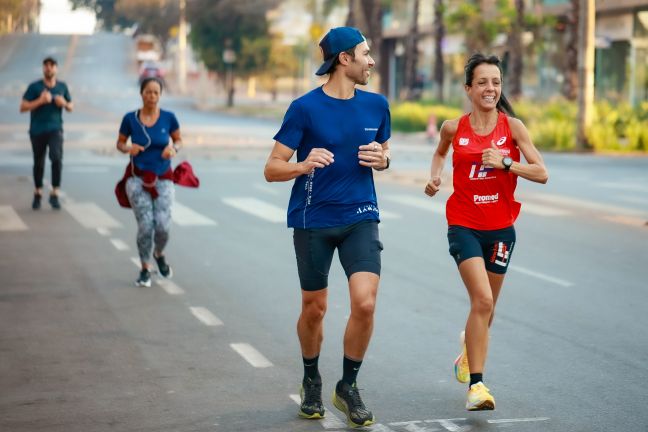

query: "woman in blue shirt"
left=116, top=77, right=183, bottom=287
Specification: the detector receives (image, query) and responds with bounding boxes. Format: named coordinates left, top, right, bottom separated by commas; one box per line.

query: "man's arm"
left=264, top=141, right=333, bottom=182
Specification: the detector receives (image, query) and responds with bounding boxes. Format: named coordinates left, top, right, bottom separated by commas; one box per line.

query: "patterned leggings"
left=125, top=177, right=174, bottom=265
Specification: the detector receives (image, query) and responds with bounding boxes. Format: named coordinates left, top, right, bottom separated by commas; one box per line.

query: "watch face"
left=503, top=156, right=512, bottom=167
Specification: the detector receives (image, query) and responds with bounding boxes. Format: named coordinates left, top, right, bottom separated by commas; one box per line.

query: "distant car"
left=138, top=62, right=165, bottom=86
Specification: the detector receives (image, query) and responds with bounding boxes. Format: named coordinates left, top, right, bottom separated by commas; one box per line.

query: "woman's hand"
left=425, top=176, right=442, bottom=197
left=482, top=141, right=504, bottom=169
left=129, top=144, right=146, bottom=156
left=161, top=144, right=176, bottom=159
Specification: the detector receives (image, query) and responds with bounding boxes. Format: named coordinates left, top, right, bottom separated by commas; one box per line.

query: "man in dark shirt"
left=20, top=57, right=73, bottom=210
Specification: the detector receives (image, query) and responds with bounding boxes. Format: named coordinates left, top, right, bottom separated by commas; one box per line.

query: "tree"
left=115, top=0, right=178, bottom=45
left=188, top=0, right=280, bottom=105
left=402, top=0, right=421, bottom=100
left=433, top=0, right=445, bottom=102
left=506, top=0, right=524, bottom=99
left=576, top=0, right=595, bottom=150
left=346, top=0, right=384, bottom=94
left=69, top=0, right=132, bottom=30
left=0, top=0, right=39, bottom=33
left=562, top=0, right=579, bottom=100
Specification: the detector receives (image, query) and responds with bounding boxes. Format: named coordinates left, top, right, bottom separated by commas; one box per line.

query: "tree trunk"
left=433, top=0, right=445, bottom=102
left=562, top=0, right=579, bottom=100
left=507, top=0, right=524, bottom=99
left=402, top=0, right=420, bottom=100
left=576, top=0, right=595, bottom=150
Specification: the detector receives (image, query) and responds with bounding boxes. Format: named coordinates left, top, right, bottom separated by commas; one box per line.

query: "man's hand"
left=424, top=176, right=442, bottom=197
left=482, top=141, right=504, bottom=169
left=40, top=90, right=52, bottom=104
left=129, top=144, right=146, bottom=156
left=299, top=148, right=334, bottom=174
left=358, top=142, right=387, bottom=169
left=53, top=95, right=67, bottom=108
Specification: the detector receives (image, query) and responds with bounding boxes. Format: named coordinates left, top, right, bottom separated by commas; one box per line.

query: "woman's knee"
left=471, top=295, right=494, bottom=316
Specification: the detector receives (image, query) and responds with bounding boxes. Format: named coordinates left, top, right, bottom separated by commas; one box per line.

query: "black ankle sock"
left=342, top=356, right=362, bottom=385
left=303, top=355, right=320, bottom=380
left=469, top=373, right=483, bottom=387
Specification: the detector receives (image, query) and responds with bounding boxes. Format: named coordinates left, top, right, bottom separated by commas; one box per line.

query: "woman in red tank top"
left=424, top=54, right=548, bottom=411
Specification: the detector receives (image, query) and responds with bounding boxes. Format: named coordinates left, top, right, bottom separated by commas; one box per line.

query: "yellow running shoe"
left=466, top=382, right=495, bottom=411
left=454, top=330, right=470, bottom=383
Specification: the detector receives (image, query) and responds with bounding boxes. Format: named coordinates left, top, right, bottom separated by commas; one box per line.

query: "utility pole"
left=576, top=0, right=595, bottom=150
left=177, top=0, right=187, bottom=95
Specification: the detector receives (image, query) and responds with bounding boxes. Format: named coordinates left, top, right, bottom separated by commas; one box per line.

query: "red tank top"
left=446, top=112, right=521, bottom=230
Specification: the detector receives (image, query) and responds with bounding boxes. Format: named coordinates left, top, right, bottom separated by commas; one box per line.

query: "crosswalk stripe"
left=173, top=201, right=217, bottom=226
left=110, top=238, right=130, bottom=251
left=65, top=202, right=122, bottom=229
left=222, top=197, right=285, bottom=223
left=0, top=206, right=28, bottom=231
left=382, top=195, right=446, bottom=214
left=289, top=394, right=347, bottom=429
left=156, top=279, right=184, bottom=295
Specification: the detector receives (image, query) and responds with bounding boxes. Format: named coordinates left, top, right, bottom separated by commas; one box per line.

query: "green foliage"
left=188, top=0, right=279, bottom=75
left=391, top=102, right=462, bottom=132
left=394, top=98, right=647, bottom=153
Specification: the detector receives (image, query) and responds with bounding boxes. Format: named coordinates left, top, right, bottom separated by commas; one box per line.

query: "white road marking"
left=130, top=257, right=140, bottom=268
left=110, top=238, right=130, bottom=251
left=289, top=394, right=348, bottom=429
left=521, top=202, right=570, bottom=216
left=229, top=343, right=273, bottom=368
left=253, top=183, right=280, bottom=195
left=173, top=201, right=217, bottom=226
left=67, top=166, right=110, bottom=173
left=156, top=279, right=184, bottom=295
left=528, top=192, right=645, bottom=217
left=222, top=197, right=285, bottom=223
left=65, top=202, right=122, bottom=229
left=0, top=206, right=28, bottom=231
left=96, top=227, right=111, bottom=236
left=602, top=215, right=647, bottom=227
left=488, top=417, right=550, bottom=424
left=383, top=194, right=446, bottom=214
left=189, top=306, right=223, bottom=326
left=594, top=181, right=648, bottom=193
left=509, top=265, right=573, bottom=287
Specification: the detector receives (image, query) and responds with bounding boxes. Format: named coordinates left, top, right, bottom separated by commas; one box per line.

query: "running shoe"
left=454, top=330, right=470, bottom=383
left=332, top=380, right=375, bottom=428
left=32, top=193, right=41, bottom=210
left=298, top=376, right=325, bottom=419
left=49, top=194, right=61, bottom=210
left=466, top=382, right=495, bottom=411
left=135, top=269, right=151, bottom=287
left=154, top=254, right=173, bottom=278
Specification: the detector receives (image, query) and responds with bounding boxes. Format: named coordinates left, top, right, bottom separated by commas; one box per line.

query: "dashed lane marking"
left=156, top=279, right=184, bottom=295
left=222, top=197, right=285, bottom=223
left=189, top=306, right=223, bottom=326
left=230, top=343, right=273, bottom=368
left=109, top=238, right=130, bottom=251
left=509, top=265, right=573, bottom=287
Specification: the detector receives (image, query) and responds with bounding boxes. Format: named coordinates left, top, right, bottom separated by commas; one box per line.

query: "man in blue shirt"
left=20, top=57, right=73, bottom=210
left=264, top=27, right=391, bottom=428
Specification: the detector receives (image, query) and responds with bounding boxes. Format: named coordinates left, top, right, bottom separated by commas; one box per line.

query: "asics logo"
left=495, top=136, right=506, bottom=146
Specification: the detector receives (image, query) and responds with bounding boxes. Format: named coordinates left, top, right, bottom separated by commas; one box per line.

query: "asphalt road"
left=1, top=32, right=647, bottom=432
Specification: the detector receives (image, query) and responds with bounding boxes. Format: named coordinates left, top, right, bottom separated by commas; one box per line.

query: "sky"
left=39, top=0, right=96, bottom=34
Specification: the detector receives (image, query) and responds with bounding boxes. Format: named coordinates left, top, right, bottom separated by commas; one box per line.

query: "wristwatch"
left=172, top=144, right=180, bottom=153
left=383, top=156, right=390, bottom=170
left=502, top=156, right=513, bottom=171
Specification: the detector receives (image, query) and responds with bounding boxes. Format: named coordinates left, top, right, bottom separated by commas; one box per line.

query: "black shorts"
left=447, top=225, right=516, bottom=274
left=293, top=220, right=382, bottom=291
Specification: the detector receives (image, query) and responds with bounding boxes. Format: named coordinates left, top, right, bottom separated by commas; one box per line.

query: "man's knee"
left=301, top=294, right=327, bottom=324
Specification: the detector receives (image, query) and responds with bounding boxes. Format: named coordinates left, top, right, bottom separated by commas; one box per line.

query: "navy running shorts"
left=447, top=225, right=516, bottom=274
left=293, top=220, right=382, bottom=291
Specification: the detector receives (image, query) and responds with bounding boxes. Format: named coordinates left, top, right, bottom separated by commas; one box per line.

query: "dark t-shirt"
left=119, top=109, right=180, bottom=175
left=273, top=86, right=391, bottom=229
left=22, top=80, right=72, bottom=136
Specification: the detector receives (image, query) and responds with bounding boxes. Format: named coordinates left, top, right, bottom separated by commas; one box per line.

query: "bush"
left=392, top=102, right=463, bottom=132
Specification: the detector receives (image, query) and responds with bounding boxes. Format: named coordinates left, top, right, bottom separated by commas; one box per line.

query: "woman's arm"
left=507, top=118, right=548, bottom=184
left=425, top=119, right=457, bottom=197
